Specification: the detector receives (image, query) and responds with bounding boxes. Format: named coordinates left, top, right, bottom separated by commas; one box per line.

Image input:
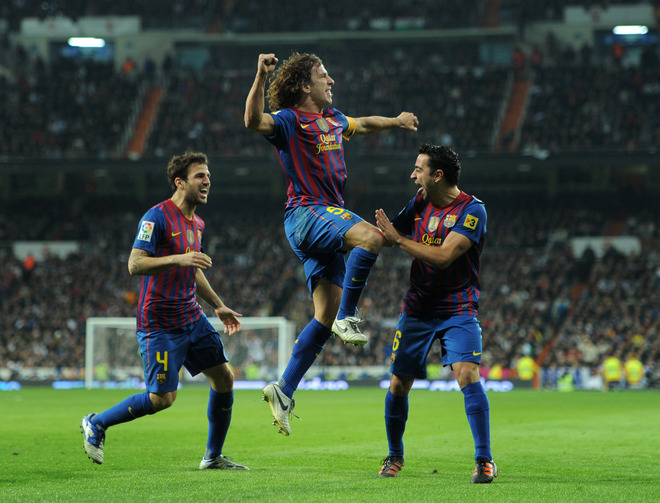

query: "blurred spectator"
left=624, top=350, right=644, bottom=388
left=22, top=254, right=36, bottom=282
left=530, top=45, right=544, bottom=71
left=611, top=41, right=624, bottom=69
left=514, top=352, right=539, bottom=381
left=601, top=350, right=624, bottom=390
left=512, top=46, right=526, bottom=80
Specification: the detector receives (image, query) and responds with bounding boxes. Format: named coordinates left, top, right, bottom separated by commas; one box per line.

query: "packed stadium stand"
left=1, top=1, right=659, bottom=389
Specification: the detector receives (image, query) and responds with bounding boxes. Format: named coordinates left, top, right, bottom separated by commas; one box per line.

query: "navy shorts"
left=137, top=317, right=228, bottom=393
left=284, top=204, right=363, bottom=294
left=389, top=313, right=483, bottom=379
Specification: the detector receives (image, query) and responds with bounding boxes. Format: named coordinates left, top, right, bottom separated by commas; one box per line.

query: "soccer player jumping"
left=81, top=152, right=248, bottom=471
left=244, top=52, right=419, bottom=435
left=375, top=144, right=497, bottom=483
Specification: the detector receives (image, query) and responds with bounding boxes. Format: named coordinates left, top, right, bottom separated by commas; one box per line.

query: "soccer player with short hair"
left=244, top=52, right=419, bottom=436
left=374, top=143, right=497, bottom=483
left=80, top=152, right=248, bottom=470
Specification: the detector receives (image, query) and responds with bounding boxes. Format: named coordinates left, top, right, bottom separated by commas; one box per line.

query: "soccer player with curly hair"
left=245, top=52, right=419, bottom=435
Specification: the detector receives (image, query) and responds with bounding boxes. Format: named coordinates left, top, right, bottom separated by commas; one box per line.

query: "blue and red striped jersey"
left=265, top=107, right=357, bottom=209
left=391, top=190, right=487, bottom=317
left=131, top=198, right=205, bottom=332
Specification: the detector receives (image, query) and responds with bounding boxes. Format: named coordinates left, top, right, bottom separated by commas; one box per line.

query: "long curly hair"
left=267, top=52, right=322, bottom=111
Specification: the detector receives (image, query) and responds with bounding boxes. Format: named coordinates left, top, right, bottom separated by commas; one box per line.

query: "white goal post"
left=85, top=316, right=295, bottom=390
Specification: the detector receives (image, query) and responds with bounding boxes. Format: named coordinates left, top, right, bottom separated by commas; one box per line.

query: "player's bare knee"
left=360, top=226, right=385, bottom=253
left=454, top=363, right=480, bottom=389
left=390, top=374, right=413, bottom=395
left=217, top=371, right=234, bottom=392
left=207, top=365, right=234, bottom=393
left=150, top=392, right=175, bottom=412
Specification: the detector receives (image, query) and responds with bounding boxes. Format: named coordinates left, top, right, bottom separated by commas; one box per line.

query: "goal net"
left=84, top=316, right=295, bottom=390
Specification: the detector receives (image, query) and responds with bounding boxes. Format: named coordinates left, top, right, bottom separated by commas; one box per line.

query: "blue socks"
left=384, top=390, right=408, bottom=457
left=462, top=381, right=492, bottom=461
left=382, top=381, right=491, bottom=462
left=338, top=247, right=378, bottom=320
left=280, top=318, right=332, bottom=398
left=90, top=388, right=233, bottom=461
left=92, top=391, right=154, bottom=430
left=277, top=247, right=378, bottom=398
left=204, top=389, right=233, bottom=460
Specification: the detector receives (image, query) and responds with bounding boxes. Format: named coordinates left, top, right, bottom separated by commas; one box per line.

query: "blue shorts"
left=389, top=314, right=483, bottom=379
left=284, top=205, right=363, bottom=294
left=137, top=317, right=228, bottom=393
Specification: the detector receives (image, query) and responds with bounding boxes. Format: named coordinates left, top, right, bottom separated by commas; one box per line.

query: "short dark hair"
left=419, top=143, right=461, bottom=186
left=166, top=152, right=208, bottom=193
left=267, top=52, right=323, bottom=111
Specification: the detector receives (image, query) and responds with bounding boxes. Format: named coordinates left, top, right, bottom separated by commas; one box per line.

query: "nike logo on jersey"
left=172, top=232, right=181, bottom=237
left=473, top=351, right=482, bottom=356
left=300, top=124, right=310, bottom=129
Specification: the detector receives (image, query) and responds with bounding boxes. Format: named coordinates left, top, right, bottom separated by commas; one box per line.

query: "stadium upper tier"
left=2, top=0, right=486, bottom=32
left=0, top=0, right=645, bottom=32
left=2, top=52, right=658, bottom=160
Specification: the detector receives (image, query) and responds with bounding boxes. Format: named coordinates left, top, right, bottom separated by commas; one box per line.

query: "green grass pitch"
left=1, top=386, right=659, bottom=502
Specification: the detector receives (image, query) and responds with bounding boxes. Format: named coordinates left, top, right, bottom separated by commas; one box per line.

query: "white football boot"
left=262, top=383, right=295, bottom=436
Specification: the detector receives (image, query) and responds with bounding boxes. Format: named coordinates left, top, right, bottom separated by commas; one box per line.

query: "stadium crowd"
left=0, top=0, right=488, bottom=32
left=1, top=1, right=658, bottom=389
left=0, top=56, right=139, bottom=159
left=146, top=61, right=509, bottom=158
left=2, top=37, right=659, bottom=160
left=521, top=63, right=660, bottom=153
left=1, top=0, right=644, bottom=32
left=1, top=195, right=658, bottom=389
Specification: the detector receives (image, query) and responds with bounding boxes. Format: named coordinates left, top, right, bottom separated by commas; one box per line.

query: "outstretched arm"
left=244, top=53, right=278, bottom=135
left=354, top=111, right=419, bottom=135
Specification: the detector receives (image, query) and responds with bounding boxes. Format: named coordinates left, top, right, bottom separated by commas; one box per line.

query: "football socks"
left=462, top=381, right=492, bottom=462
left=337, top=247, right=378, bottom=320
left=384, top=390, right=409, bottom=457
left=205, top=389, right=233, bottom=460
left=280, top=318, right=332, bottom=398
left=92, top=391, right=155, bottom=430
